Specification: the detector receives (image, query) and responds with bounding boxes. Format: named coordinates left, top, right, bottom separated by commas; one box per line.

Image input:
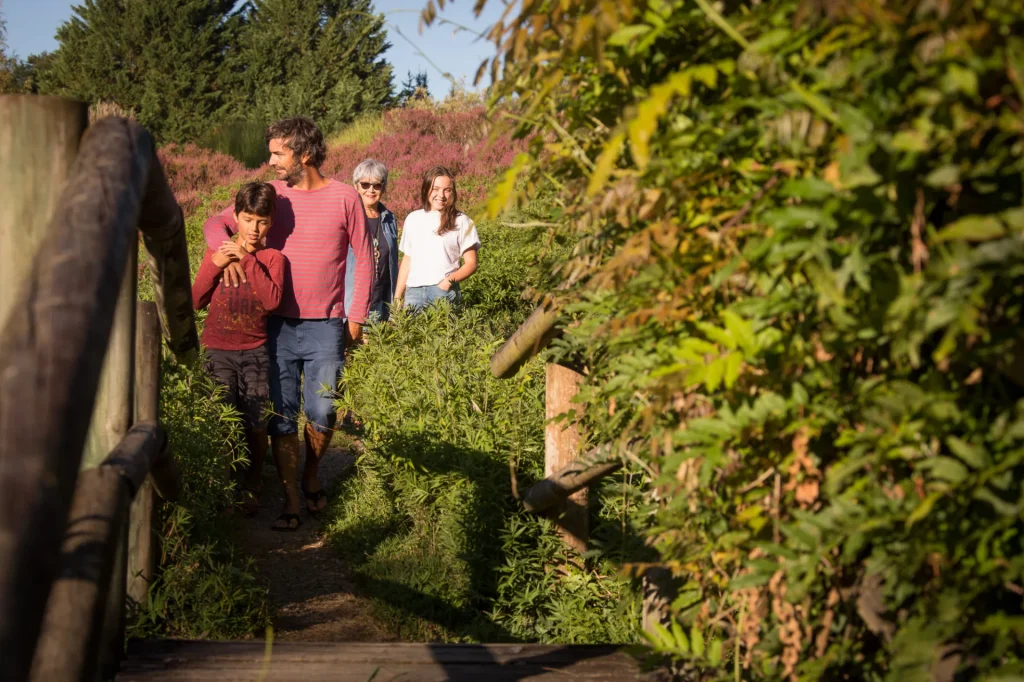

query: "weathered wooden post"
left=82, top=245, right=137, bottom=469
left=0, top=95, right=89, bottom=682
left=127, top=299, right=161, bottom=604
left=545, top=363, right=588, bottom=554
left=0, top=96, right=88, bottom=345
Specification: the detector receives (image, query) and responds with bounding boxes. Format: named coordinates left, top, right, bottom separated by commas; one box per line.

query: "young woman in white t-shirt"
left=394, top=166, right=481, bottom=311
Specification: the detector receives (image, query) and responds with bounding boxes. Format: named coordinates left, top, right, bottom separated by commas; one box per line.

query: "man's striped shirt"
left=203, top=179, right=373, bottom=323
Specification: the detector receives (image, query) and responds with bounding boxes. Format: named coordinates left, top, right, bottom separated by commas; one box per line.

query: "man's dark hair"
left=266, top=117, right=327, bottom=169
left=234, top=182, right=277, bottom=217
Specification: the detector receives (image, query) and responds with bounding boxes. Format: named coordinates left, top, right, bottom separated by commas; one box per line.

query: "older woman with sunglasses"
left=345, top=159, right=399, bottom=323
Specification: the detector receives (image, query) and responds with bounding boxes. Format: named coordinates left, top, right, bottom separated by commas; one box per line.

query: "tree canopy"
left=224, top=0, right=392, bottom=134
left=27, top=0, right=392, bottom=143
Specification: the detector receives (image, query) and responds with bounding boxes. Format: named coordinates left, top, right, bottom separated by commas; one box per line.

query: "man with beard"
left=203, top=117, right=373, bottom=531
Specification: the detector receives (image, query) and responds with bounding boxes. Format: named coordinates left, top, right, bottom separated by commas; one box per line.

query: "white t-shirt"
left=398, top=210, right=481, bottom=288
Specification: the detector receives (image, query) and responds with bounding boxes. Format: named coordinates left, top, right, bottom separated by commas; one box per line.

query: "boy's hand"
left=211, top=250, right=232, bottom=268
left=218, top=240, right=248, bottom=262
left=221, top=262, right=247, bottom=288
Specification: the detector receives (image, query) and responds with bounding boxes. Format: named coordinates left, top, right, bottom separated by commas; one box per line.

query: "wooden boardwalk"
left=117, top=640, right=667, bottom=681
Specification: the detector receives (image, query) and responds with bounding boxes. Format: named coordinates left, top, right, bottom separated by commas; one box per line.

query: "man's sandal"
left=271, top=513, right=302, bottom=532
left=303, top=488, right=328, bottom=519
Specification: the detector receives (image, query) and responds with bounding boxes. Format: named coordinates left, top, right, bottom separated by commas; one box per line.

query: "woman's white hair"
left=352, top=158, right=388, bottom=192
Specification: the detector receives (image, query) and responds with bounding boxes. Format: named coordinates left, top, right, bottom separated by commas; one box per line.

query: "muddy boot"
left=271, top=433, right=301, bottom=530
left=301, top=422, right=331, bottom=516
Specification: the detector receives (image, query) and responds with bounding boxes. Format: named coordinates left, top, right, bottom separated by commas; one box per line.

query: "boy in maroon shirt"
left=192, top=182, right=285, bottom=518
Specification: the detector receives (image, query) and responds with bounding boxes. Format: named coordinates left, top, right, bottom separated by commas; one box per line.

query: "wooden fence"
left=491, top=303, right=674, bottom=633
left=0, top=95, right=197, bottom=682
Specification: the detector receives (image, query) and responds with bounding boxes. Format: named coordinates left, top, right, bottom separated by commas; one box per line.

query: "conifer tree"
left=227, top=0, right=393, bottom=134
left=43, top=0, right=239, bottom=143
left=396, top=70, right=430, bottom=106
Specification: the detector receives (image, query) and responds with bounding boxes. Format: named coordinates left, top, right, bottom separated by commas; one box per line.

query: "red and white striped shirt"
left=203, top=179, right=373, bottom=323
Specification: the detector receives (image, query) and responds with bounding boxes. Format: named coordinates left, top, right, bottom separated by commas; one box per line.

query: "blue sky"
left=2, top=0, right=510, bottom=98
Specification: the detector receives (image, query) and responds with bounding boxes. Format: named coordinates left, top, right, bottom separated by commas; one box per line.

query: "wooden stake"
left=545, top=363, right=588, bottom=554
left=127, top=300, right=161, bottom=605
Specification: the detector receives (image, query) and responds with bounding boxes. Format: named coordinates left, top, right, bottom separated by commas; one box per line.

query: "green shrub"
left=329, top=304, right=640, bottom=643
left=199, top=120, right=269, bottom=170
left=128, top=358, right=271, bottom=639
left=480, top=0, right=1024, bottom=678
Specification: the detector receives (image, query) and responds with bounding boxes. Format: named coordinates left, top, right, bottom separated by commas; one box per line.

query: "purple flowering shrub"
left=159, top=107, right=523, bottom=225
left=321, top=107, right=524, bottom=223
left=158, top=143, right=267, bottom=218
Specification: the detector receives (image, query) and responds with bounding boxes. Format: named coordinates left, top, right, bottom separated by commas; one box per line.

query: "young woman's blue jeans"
left=404, top=283, right=460, bottom=311
left=266, top=317, right=345, bottom=436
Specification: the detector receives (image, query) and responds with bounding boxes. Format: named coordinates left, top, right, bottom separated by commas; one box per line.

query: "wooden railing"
left=490, top=303, right=624, bottom=554
left=0, top=96, right=197, bottom=682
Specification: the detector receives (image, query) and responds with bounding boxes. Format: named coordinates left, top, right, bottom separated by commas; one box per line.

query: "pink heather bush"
left=158, top=108, right=523, bottom=225
left=159, top=143, right=267, bottom=218
left=321, top=107, right=525, bottom=223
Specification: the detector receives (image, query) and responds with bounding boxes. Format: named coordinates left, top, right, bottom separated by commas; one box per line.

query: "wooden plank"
left=490, top=306, right=561, bottom=378
left=545, top=364, right=588, bottom=554
left=117, top=641, right=667, bottom=681
left=29, top=467, right=131, bottom=682
left=0, top=116, right=173, bottom=682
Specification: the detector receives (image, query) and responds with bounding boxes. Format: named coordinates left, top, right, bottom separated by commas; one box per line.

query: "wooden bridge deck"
left=117, top=640, right=667, bottom=681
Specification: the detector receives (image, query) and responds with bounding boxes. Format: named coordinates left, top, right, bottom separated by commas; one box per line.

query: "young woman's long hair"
left=420, top=165, right=460, bottom=235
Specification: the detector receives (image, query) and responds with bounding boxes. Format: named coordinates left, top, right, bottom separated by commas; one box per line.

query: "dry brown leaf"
left=795, top=479, right=820, bottom=507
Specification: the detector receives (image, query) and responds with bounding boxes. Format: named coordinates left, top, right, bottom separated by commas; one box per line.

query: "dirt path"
left=230, top=441, right=396, bottom=643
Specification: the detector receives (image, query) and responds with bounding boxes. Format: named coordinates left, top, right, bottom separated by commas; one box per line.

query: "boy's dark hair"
left=266, top=117, right=327, bottom=169
left=234, top=182, right=277, bottom=217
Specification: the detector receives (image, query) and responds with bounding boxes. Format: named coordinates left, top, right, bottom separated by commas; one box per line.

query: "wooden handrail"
left=0, top=114, right=197, bottom=682
left=522, top=443, right=626, bottom=514
left=29, top=421, right=173, bottom=682
left=490, top=305, right=562, bottom=378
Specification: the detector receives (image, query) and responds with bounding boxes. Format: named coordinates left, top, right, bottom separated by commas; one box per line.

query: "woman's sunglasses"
left=358, top=182, right=383, bottom=191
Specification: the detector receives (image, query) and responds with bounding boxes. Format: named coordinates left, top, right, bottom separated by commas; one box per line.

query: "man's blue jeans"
left=266, top=317, right=345, bottom=436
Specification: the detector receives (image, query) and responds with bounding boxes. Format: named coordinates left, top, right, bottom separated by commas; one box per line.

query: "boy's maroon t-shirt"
left=191, top=248, right=285, bottom=351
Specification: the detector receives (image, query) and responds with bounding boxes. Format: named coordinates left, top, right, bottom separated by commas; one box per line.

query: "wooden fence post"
left=0, top=96, right=88, bottom=353
left=0, top=95, right=88, bottom=682
left=82, top=244, right=137, bottom=469
left=545, top=363, right=588, bottom=554
left=127, top=300, right=161, bottom=605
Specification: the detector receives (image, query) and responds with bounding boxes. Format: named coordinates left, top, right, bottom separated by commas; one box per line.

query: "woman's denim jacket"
left=345, top=203, right=399, bottom=322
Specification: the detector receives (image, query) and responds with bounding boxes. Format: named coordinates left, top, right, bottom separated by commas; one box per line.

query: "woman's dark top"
left=368, top=213, right=390, bottom=313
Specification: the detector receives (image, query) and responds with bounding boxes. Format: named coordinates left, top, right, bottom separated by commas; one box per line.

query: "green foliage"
left=478, top=0, right=1024, bottom=679
left=199, top=120, right=269, bottom=169
left=459, top=218, right=557, bottom=334
left=329, top=300, right=639, bottom=644
left=128, top=358, right=270, bottom=639
left=40, top=0, right=240, bottom=143
left=224, top=0, right=393, bottom=136
left=326, top=113, right=384, bottom=147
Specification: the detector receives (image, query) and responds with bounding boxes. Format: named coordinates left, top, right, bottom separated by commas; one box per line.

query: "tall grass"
left=127, top=359, right=271, bottom=638
left=327, top=224, right=642, bottom=644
